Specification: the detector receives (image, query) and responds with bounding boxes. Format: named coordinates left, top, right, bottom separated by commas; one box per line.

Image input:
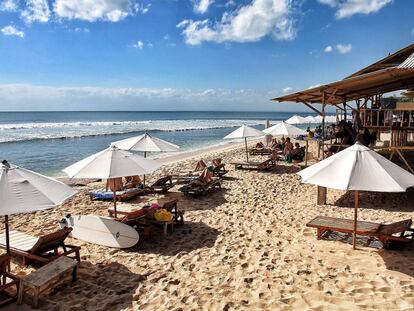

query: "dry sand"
left=3, top=140, right=414, bottom=310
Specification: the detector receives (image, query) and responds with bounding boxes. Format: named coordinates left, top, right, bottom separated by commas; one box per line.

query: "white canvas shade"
left=298, top=143, right=414, bottom=249
left=112, top=132, right=179, bottom=184
left=305, top=116, right=317, bottom=123
left=263, top=121, right=306, bottom=137
left=112, top=133, right=180, bottom=153
left=285, top=115, right=308, bottom=125
left=223, top=125, right=265, bottom=161
left=0, top=161, right=77, bottom=253
left=63, top=146, right=161, bottom=217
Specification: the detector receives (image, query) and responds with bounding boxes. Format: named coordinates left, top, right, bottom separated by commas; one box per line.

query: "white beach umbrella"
left=223, top=125, right=264, bottom=161
left=112, top=133, right=180, bottom=155
left=0, top=160, right=77, bottom=253
left=298, top=143, right=414, bottom=249
left=305, top=116, right=317, bottom=123
left=263, top=121, right=306, bottom=137
left=285, top=115, right=308, bottom=125
left=63, top=146, right=161, bottom=217
left=112, top=133, right=179, bottom=184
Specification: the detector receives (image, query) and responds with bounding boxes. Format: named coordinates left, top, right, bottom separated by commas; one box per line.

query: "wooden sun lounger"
left=249, top=148, right=273, bottom=155
left=89, top=187, right=147, bottom=201
left=179, top=178, right=221, bottom=196
left=307, top=216, right=414, bottom=248
left=0, top=228, right=81, bottom=266
left=150, top=175, right=175, bottom=193
left=231, top=158, right=276, bottom=171
left=211, top=163, right=228, bottom=177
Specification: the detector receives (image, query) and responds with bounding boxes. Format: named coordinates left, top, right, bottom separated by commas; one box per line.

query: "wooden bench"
left=17, top=256, right=78, bottom=308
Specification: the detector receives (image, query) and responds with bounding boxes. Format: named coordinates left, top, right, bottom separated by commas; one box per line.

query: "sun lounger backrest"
left=378, top=219, right=412, bottom=235
left=152, top=176, right=169, bottom=186
left=29, top=228, right=73, bottom=255
left=194, top=160, right=208, bottom=172
left=162, top=199, right=178, bottom=211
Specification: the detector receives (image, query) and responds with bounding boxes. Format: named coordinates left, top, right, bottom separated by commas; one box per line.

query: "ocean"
left=0, top=111, right=315, bottom=176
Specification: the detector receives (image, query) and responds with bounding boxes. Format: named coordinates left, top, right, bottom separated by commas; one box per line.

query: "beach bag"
left=145, top=203, right=161, bottom=219
left=154, top=209, right=173, bottom=222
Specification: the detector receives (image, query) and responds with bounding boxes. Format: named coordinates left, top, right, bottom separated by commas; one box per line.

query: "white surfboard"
left=60, top=215, right=139, bottom=249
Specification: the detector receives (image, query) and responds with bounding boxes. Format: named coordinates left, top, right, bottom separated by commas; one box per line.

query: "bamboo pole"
left=245, top=137, right=249, bottom=162
left=4, top=215, right=10, bottom=254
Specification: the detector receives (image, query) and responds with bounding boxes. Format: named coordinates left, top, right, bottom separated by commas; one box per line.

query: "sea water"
left=0, top=111, right=315, bottom=176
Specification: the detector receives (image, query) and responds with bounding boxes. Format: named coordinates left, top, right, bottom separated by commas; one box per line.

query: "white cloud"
left=0, top=0, right=18, bottom=11
left=53, top=0, right=138, bottom=22
left=0, top=84, right=284, bottom=111
left=177, top=0, right=296, bottom=45
left=308, top=84, right=321, bottom=89
left=324, top=45, right=333, bottom=53
left=282, top=87, right=293, bottom=93
left=335, top=43, right=352, bottom=54
left=193, top=0, right=214, bottom=14
left=132, top=40, right=144, bottom=49
left=1, top=25, right=24, bottom=37
left=21, top=0, right=50, bottom=23
left=317, top=0, right=392, bottom=19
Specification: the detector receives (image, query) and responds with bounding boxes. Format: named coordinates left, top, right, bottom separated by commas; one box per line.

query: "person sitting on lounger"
left=124, top=175, right=143, bottom=189
left=291, top=143, right=305, bottom=162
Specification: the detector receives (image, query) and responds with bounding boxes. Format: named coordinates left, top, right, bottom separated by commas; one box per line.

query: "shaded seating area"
left=89, top=175, right=148, bottom=201
left=0, top=228, right=81, bottom=266
left=307, top=216, right=414, bottom=248
left=179, top=168, right=221, bottom=196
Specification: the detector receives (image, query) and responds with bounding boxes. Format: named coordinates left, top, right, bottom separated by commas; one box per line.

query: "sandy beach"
left=3, top=140, right=414, bottom=311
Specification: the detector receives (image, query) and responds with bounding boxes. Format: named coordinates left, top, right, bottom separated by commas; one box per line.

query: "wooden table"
left=17, top=257, right=78, bottom=308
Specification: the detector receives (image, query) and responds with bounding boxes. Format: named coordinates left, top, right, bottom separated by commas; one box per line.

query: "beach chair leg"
left=17, top=281, right=24, bottom=305
left=72, top=266, right=78, bottom=282
left=33, top=287, right=40, bottom=308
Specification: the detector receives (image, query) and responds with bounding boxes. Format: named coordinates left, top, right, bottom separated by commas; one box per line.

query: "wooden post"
left=4, top=215, right=10, bottom=254
left=143, top=151, right=147, bottom=186
left=317, top=186, right=327, bottom=205
left=318, top=92, right=327, bottom=205
left=305, top=139, right=309, bottom=167
left=353, top=190, right=359, bottom=250
left=113, top=190, right=117, bottom=218
left=245, top=137, right=249, bottom=162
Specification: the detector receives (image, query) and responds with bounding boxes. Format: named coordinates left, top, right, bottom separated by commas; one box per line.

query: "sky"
left=0, top=0, right=413, bottom=112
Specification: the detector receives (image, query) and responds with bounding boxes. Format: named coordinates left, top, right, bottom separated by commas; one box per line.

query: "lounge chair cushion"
left=0, top=231, right=38, bottom=252
left=378, top=219, right=412, bottom=235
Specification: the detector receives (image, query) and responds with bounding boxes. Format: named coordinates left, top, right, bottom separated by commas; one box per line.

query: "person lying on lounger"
left=255, top=142, right=264, bottom=148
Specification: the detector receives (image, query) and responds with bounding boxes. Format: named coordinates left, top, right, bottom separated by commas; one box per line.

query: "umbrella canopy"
left=298, top=143, right=414, bottom=192
left=1, top=160, right=77, bottom=253
left=285, top=115, right=308, bottom=125
left=223, top=125, right=264, bottom=140
left=63, top=145, right=161, bottom=179
left=305, top=116, right=317, bottom=123
left=298, top=143, right=414, bottom=248
left=263, top=121, right=306, bottom=136
left=112, top=133, right=180, bottom=153
left=223, top=125, right=264, bottom=161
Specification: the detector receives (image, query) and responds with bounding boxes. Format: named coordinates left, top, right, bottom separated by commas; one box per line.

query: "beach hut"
left=285, top=115, right=308, bottom=125
left=63, top=145, right=161, bottom=217
left=112, top=132, right=179, bottom=184
left=223, top=125, right=264, bottom=161
left=298, top=142, right=414, bottom=249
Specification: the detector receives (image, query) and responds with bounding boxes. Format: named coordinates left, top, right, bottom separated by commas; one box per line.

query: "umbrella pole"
left=245, top=137, right=249, bottom=162
left=113, top=191, right=117, bottom=218
left=143, top=151, right=147, bottom=186
left=4, top=215, right=10, bottom=254
left=353, top=190, right=359, bottom=250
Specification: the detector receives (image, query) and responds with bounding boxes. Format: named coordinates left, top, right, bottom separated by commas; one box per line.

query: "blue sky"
left=0, top=0, right=412, bottom=111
